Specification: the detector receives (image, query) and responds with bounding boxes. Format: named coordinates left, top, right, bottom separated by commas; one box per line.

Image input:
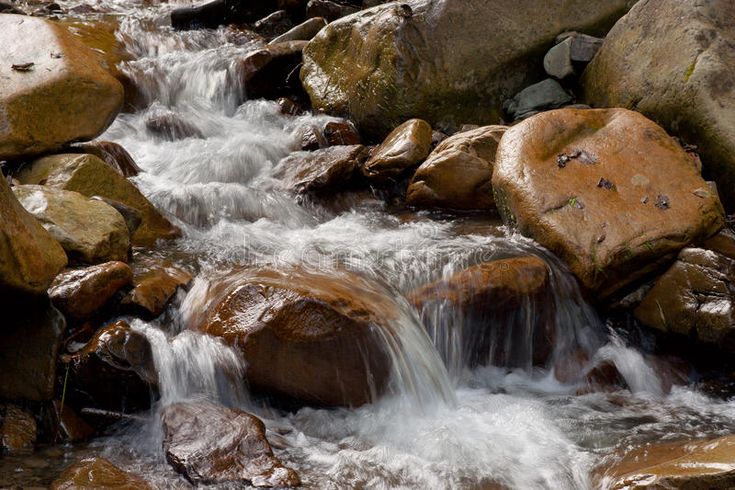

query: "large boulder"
left=406, top=125, right=506, bottom=210
left=0, top=176, right=67, bottom=297
left=0, top=15, right=123, bottom=160
left=13, top=185, right=130, bottom=265
left=301, top=0, right=635, bottom=137
left=635, top=248, right=735, bottom=351
left=492, top=108, right=724, bottom=298
left=161, top=401, right=300, bottom=487
left=184, top=267, right=393, bottom=406
left=52, top=457, right=152, bottom=490
left=15, top=153, right=180, bottom=246
left=598, top=435, right=735, bottom=489
left=582, top=0, right=735, bottom=210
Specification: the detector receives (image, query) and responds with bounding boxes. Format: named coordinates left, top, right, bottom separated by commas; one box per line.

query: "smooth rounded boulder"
left=52, top=457, right=152, bottom=490
left=274, top=144, right=368, bottom=193
left=301, top=0, right=634, bottom=137
left=0, top=15, right=123, bottom=160
left=184, top=267, right=393, bottom=407
left=361, top=119, right=432, bottom=182
left=583, top=0, right=735, bottom=210
left=406, top=125, right=506, bottom=210
left=492, top=108, right=725, bottom=299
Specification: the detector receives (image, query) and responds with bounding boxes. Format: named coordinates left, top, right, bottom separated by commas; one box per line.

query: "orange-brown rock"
left=121, top=259, right=192, bottom=319
left=492, top=108, right=725, bottom=298
left=0, top=15, right=123, bottom=160
left=0, top=175, right=67, bottom=296
left=162, top=401, right=300, bottom=488
left=49, top=262, right=133, bottom=322
left=323, top=119, right=361, bottom=146
left=409, top=256, right=553, bottom=367
left=76, top=141, right=142, bottom=178
left=597, top=435, right=735, bottom=489
left=186, top=267, right=393, bottom=406
left=0, top=404, right=37, bottom=454
left=361, top=119, right=433, bottom=181
left=407, top=125, right=507, bottom=210
left=50, top=400, right=94, bottom=442
left=52, top=457, right=152, bottom=490
left=274, top=145, right=368, bottom=193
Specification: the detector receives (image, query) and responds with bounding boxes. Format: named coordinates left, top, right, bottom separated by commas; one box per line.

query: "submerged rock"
left=145, top=111, right=204, bottom=141
left=0, top=15, right=123, bottom=160
left=161, top=401, right=300, bottom=487
left=406, top=125, right=506, bottom=210
left=492, top=108, right=724, bottom=299
left=301, top=0, right=633, bottom=137
left=13, top=185, right=130, bottom=265
left=0, top=176, right=67, bottom=297
left=49, top=262, right=133, bottom=323
left=598, top=435, right=735, bottom=489
left=52, top=457, right=152, bottom=490
left=0, top=404, right=37, bottom=454
left=186, top=267, right=393, bottom=406
left=274, top=144, right=368, bottom=193
left=15, top=153, right=180, bottom=246
left=361, top=118, right=432, bottom=182
left=583, top=0, right=735, bottom=210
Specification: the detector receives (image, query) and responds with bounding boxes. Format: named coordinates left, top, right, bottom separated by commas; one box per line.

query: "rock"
left=121, top=259, right=192, bottom=319
left=52, top=457, right=152, bottom=490
left=185, top=267, right=393, bottom=406
left=635, top=248, right=735, bottom=351
left=49, top=400, right=94, bottom=442
left=598, top=435, right=735, bottom=489
left=323, top=119, right=361, bottom=146
left=15, top=153, right=181, bottom=246
left=13, top=185, right=130, bottom=265
left=276, top=96, right=304, bottom=116
left=301, top=0, right=633, bottom=137
left=543, top=33, right=603, bottom=79
left=492, top=108, right=725, bottom=298
left=235, top=41, right=307, bottom=101
left=409, top=256, right=553, bottom=367
left=582, top=0, right=735, bottom=209
left=161, top=401, right=300, bottom=487
left=0, top=405, right=37, bottom=454
left=503, top=79, right=573, bottom=120
left=0, top=175, right=67, bottom=297
left=62, top=320, right=155, bottom=413
left=49, top=262, right=133, bottom=323
left=306, top=0, right=359, bottom=21
left=704, top=229, right=735, bottom=260
left=294, top=120, right=328, bottom=150
left=270, top=16, right=326, bottom=44
left=89, top=197, right=142, bottom=238
left=0, top=1, right=26, bottom=14
left=145, top=111, right=204, bottom=141
left=406, top=125, right=506, bottom=210
left=0, top=15, right=123, bottom=160
left=361, top=119, right=432, bottom=181
left=274, top=144, right=368, bottom=193
left=171, top=0, right=277, bottom=30
left=0, top=298, right=64, bottom=401
left=76, top=141, right=142, bottom=178
left=253, top=10, right=293, bottom=37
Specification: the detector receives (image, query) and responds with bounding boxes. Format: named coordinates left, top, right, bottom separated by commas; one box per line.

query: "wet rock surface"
left=361, top=118, right=432, bottom=181
left=0, top=405, right=37, bottom=454
left=51, top=457, right=152, bottom=490
left=161, top=401, right=300, bottom=487
left=120, top=259, right=192, bottom=319
left=186, top=267, right=393, bottom=406
left=492, top=108, right=725, bottom=299
left=583, top=0, right=735, bottom=210
left=274, top=144, right=368, bottom=193
left=76, top=141, right=142, bottom=178
left=236, top=41, right=308, bottom=101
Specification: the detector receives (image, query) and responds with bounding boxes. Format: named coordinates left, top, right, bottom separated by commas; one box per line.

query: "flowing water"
left=6, top=1, right=735, bottom=489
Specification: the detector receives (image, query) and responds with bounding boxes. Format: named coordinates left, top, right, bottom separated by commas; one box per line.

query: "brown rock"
left=598, top=435, right=735, bottom=490
left=0, top=405, right=37, bottom=454
left=323, top=119, right=361, bottom=146
left=0, top=175, right=67, bottom=297
left=635, top=248, right=735, bottom=351
left=703, top=229, right=735, bottom=260
left=270, top=16, right=327, bottom=44
left=162, top=401, right=300, bottom=487
left=49, top=262, right=133, bottom=323
left=306, top=0, right=359, bottom=22
left=145, top=111, right=204, bottom=141
left=50, top=400, right=94, bottom=442
left=0, top=15, right=123, bottom=160
left=407, top=125, right=507, bottom=210
left=0, top=298, right=64, bottom=401
left=121, top=260, right=192, bottom=319
left=77, top=141, right=142, bottom=178
left=492, top=108, right=725, bottom=298
left=409, top=256, right=553, bottom=367
left=361, top=119, right=433, bottom=181
left=274, top=145, right=368, bottom=193
left=186, top=267, right=393, bottom=406
left=236, top=41, right=307, bottom=101
left=52, top=457, right=152, bottom=490
left=15, top=153, right=181, bottom=246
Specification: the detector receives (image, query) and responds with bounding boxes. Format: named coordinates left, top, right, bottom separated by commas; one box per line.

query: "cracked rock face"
left=635, top=248, right=735, bottom=351
left=492, top=108, right=725, bottom=299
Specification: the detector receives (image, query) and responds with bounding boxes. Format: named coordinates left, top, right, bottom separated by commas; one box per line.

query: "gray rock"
left=544, top=37, right=575, bottom=79
left=503, top=79, right=573, bottom=120
left=270, top=17, right=327, bottom=44
left=306, top=0, right=359, bottom=21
